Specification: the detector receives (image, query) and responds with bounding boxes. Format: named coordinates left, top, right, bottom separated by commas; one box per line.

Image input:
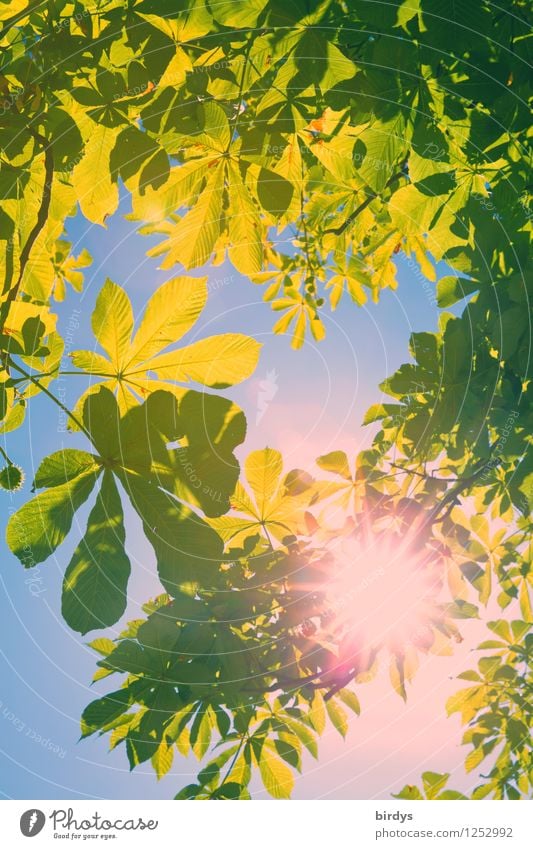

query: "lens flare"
left=322, top=530, right=444, bottom=655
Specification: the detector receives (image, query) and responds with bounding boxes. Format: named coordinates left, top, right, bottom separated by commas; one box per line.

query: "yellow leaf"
left=72, top=123, right=119, bottom=225
left=126, top=276, right=208, bottom=367
left=151, top=741, right=174, bottom=779
left=156, top=163, right=225, bottom=269
left=130, top=157, right=210, bottom=222
left=257, top=741, right=294, bottom=799
left=73, top=277, right=260, bottom=413
left=91, top=278, right=133, bottom=369
left=245, top=448, right=283, bottom=518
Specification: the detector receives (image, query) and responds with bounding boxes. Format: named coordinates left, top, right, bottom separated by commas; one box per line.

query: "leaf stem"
left=225, top=35, right=254, bottom=153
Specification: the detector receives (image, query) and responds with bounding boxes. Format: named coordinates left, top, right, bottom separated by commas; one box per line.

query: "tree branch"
left=324, top=170, right=405, bottom=237
left=0, top=129, right=54, bottom=333
left=419, top=448, right=500, bottom=534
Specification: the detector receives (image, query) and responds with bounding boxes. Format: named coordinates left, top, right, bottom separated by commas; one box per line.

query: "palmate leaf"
left=6, top=385, right=239, bottom=631
left=83, top=387, right=227, bottom=593
left=131, top=91, right=293, bottom=271
left=83, top=384, right=245, bottom=519
left=71, top=276, right=261, bottom=413
left=271, top=288, right=326, bottom=350
left=312, top=450, right=365, bottom=523
left=209, top=447, right=315, bottom=546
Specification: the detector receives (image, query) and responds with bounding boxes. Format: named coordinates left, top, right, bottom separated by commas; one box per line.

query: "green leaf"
left=33, top=449, right=98, bottom=489
left=0, top=463, right=24, bottom=491
left=337, top=688, right=361, bottom=715
left=151, top=740, right=174, bottom=779
left=326, top=699, right=348, bottom=738
left=446, top=600, right=479, bottom=619
left=274, top=738, right=301, bottom=771
left=210, top=782, right=243, bottom=799
left=88, top=637, right=117, bottom=657
left=130, top=157, right=210, bottom=223
left=73, top=277, right=260, bottom=412
left=438, top=790, right=468, bottom=800
left=436, top=276, right=479, bottom=307
left=155, top=164, right=224, bottom=270
left=121, top=472, right=224, bottom=594
left=422, top=771, right=450, bottom=800
left=316, top=451, right=352, bottom=480
left=392, top=784, right=424, bottom=800
left=256, top=167, right=294, bottom=218
left=283, top=718, right=318, bottom=759
left=62, top=472, right=131, bottom=634
left=257, top=741, right=295, bottom=799
left=389, top=654, right=407, bottom=700
left=227, top=160, right=263, bottom=274
left=308, top=691, right=327, bottom=735
left=7, top=468, right=99, bottom=566
left=174, top=784, right=202, bottom=800
left=125, top=276, right=208, bottom=367
left=362, top=403, right=403, bottom=425
left=190, top=707, right=213, bottom=759
left=81, top=690, right=133, bottom=738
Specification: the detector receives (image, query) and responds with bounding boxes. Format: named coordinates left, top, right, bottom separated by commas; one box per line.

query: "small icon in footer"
left=20, top=810, right=46, bottom=837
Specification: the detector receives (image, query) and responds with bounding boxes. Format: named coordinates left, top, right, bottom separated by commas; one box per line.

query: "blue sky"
left=0, top=195, right=481, bottom=800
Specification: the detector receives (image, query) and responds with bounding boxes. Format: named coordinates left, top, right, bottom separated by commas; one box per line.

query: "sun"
left=320, top=526, right=446, bottom=658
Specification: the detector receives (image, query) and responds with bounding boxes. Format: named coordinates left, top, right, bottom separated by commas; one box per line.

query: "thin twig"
left=7, top=357, right=91, bottom=440
left=324, top=171, right=405, bottom=236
